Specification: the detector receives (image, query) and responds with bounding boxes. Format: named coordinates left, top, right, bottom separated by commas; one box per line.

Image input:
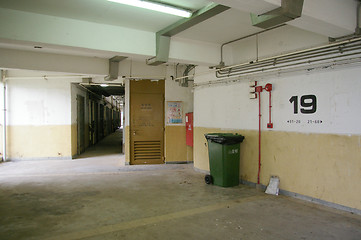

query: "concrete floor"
left=0, top=130, right=360, bottom=240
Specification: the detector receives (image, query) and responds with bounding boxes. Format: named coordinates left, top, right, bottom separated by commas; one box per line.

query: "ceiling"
left=0, top=0, right=220, bottom=38
left=82, top=84, right=125, bottom=97
left=0, top=0, right=211, bottom=32
left=0, top=0, right=265, bottom=58
left=0, top=0, right=357, bottom=64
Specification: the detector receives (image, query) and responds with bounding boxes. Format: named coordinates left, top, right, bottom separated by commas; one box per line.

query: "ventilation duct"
left=104, top=56, right=127, bottom=81
left=250, top=0, right=304, bottom=29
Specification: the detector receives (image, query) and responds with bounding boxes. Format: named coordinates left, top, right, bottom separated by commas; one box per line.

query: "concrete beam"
left=147, top=4, right=230, bottom=66
left=0, top=8, right=155, bottom=57
left=0, top=7, right=221, bottom=68
left=159, top=4, right=231, bottom=37
left=288, top=0, right=357, bottom=38
left=250, top=0, right=304, bottom=29
left=0, top=48, right=108, bottom=75
left=105, top=56, right=128, bottom=81
left=214, top=0, right=357, bottom=38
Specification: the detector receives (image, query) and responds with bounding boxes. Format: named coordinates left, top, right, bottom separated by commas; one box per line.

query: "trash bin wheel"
left=205, top=175, right=213, bottom=184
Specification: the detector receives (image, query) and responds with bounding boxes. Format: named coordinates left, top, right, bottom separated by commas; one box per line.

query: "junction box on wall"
left=250, top=81, right=273, bottom=129
left=264, top=83, right=273, bottom=129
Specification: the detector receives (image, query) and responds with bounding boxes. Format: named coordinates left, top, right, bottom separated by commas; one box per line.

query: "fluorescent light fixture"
left=107, top=0, right=192, bottom=18
left=100, top=84, right=109, bottom=87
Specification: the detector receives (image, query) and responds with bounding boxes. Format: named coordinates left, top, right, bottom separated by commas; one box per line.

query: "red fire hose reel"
left=254, top=83, right=273, bottom=129
left=265, top=83, right=273, bottom=129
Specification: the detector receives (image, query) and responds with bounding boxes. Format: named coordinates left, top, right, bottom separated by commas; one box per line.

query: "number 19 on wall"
left=289, top=95, right=317, bottom=114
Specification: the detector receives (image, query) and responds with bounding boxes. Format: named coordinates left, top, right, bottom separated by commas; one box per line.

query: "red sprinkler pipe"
left=258, top=93, right=261, bottom=185
left=255, top=86, right=263, bottom=185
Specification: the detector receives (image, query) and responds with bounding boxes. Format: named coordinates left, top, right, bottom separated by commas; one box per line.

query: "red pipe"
left=258, top=92, right=261, bottom=184
left=255, top=83, right=272, bottom=185
left=255, top=85, right=263, bottom=185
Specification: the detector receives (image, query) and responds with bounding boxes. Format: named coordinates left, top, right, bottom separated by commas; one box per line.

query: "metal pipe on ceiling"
left=80, top=83, right=124, bottom=87
left=219, top=37, right=361, bottom=71
left=172, top=37, right=361, bottom=84
left=216, top=43, right=361, bottom=75
left=194, top=56, right=361, bottom=88
left=219, top=24, right=287, bottom=65
left=216, top=52, right=361, bottom=78
left=216, top=38, right=361, bottom=78
left=3, top=75, right=96, bottom=81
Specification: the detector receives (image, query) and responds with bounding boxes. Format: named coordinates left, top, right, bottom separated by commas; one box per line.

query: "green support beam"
left=146, top=3, right=230, bottom=66
left=250, top=0, right=304, bottom=29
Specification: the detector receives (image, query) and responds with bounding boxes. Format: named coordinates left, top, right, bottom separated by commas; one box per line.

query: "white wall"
left=165, top=64, right=194, bottom=126
left=0, top=70, right=79, bottom=159
left=194, top=64, right=361, bottom=135
left=193, top=57, right=361, bottom=211
left=6, top=70, right=73, bottom=126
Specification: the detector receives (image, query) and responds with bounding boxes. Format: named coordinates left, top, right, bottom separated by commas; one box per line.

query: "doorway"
left=77, top=95, right=85, bottom=155
left=130, top=80, right=165, bottom=165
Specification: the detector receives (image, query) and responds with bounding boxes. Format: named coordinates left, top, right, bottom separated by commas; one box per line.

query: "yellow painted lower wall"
left=70, top=123, right=91, bottom=158
left=194, top=127, right=361, bottom=210
left=165, top=125, right=193, bottom=163
left=125, top=125, right=130, bottom=164
left=8, top=125, right=72, bottom=159
left=71, top=124, right=77, bottom=157
left=0, top=125, right=3, bottom=158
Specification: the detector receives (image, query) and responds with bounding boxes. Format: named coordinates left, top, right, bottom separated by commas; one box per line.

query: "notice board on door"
left=167, top=101, right=183, bottom=124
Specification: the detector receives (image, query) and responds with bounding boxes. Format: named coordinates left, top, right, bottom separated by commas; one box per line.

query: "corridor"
left=0, top=131, right=360, bottom=240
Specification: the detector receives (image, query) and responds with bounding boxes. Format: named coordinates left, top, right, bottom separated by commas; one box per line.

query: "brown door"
left=130, top=80, right=164, bottom=165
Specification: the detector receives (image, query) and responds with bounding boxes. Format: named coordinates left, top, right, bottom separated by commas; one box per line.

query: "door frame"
left=77, top=94, right=85, bottom=155
left=129, top=80, right=165, bottom=165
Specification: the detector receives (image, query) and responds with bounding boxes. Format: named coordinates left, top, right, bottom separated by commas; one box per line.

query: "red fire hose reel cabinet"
left=186, top=112, right=193, bottom=147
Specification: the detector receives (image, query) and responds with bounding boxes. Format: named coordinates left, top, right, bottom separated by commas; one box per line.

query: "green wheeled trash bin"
left=204, top=133, right=245, bottom=187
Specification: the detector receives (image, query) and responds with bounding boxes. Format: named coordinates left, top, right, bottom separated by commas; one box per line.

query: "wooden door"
left=130, top=80, right=164, bottom=165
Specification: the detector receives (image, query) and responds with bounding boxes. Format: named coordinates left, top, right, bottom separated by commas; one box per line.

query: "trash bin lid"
left=205, top=133, right=245, bottom=145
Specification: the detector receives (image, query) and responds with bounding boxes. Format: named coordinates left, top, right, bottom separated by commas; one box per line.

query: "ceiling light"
left=100, top=84, right=109, bottom=87
left=107, top=0, right=192, bottom=18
